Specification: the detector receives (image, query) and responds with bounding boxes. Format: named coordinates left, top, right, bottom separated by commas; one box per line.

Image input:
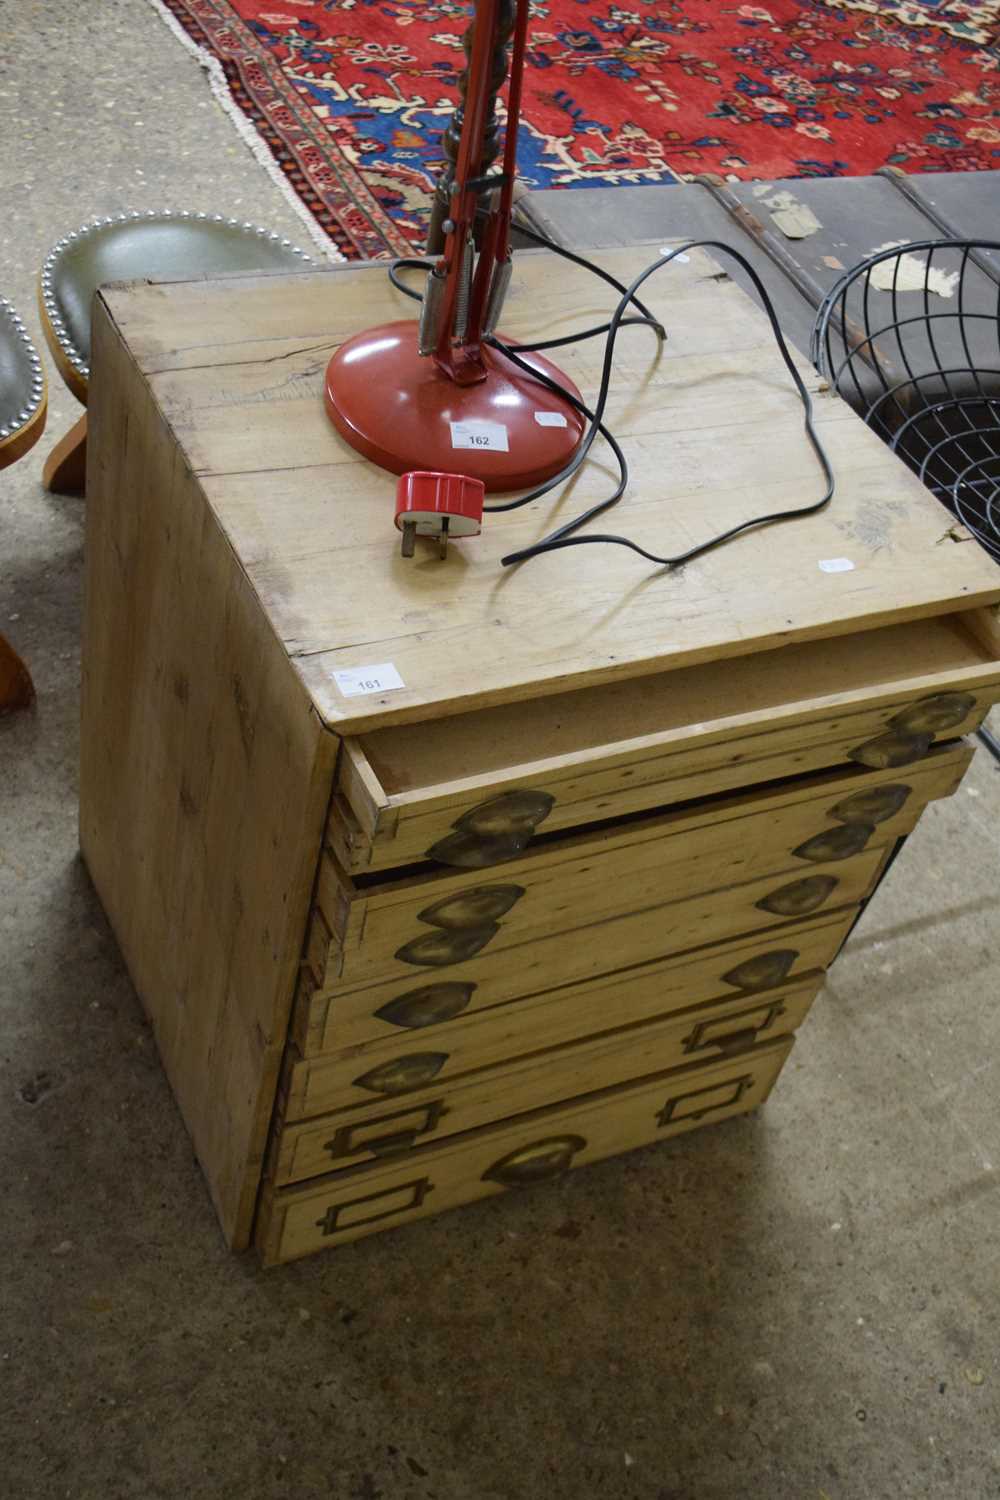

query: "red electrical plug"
left=395, top=471, right=485, bottom=560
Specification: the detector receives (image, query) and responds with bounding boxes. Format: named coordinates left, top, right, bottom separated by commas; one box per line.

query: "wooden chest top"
left=99, top=246, right=1000, bottom=734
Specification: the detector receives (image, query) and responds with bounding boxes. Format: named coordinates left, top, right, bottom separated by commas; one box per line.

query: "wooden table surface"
left=85, top=246, right=1000, bottom=1249
left=99, top=246, right=1000, bottom=736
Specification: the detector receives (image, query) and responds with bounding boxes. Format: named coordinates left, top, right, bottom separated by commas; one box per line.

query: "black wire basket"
left=812, top=239, right=1000, bottom=564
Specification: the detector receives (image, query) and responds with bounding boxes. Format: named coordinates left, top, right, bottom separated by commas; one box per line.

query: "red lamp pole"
left=323, top=0, right=584, bottom=492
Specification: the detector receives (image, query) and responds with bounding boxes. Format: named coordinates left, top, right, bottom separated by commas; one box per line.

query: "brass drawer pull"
left=657, top=1074, right=753, bottom=1126
left=755, top=874, right=838, bottom=917
left=683, top=1001, right=786, bottom=1055
left=395, top=884, right=525, bottom=969
left=792, top=822, right=874, bottom=863
left=848, top=730, right=932, bottom=770
left=353, top=1052, right=449, bottom=1096
left=315, top=1177, right=432, bottom=1237
left=375, top=981, right=477, bottom=1030
left=829, top=782, right=911, bottom=825
left=427, top=789, right=555, bottom=867
left=324, top=1100, right=446, bottom=1161
left=395, top=924, right=499, bottom=968
left=721, top=949, right=798, bottom=992
left=889, top=691, right=975, bottom=734
left=418, top=884, right=524, bottom=929
left=424, top=831, right=531, bottom=869
left=482, top=1134, right=586, bottom=1186
left=456, top=790, right=555, bottom=838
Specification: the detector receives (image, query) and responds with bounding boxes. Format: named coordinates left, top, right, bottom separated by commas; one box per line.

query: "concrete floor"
left=3, top=3, right=1000, bottom=1497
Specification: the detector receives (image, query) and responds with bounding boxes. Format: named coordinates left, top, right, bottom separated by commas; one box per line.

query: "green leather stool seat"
left=40, top=211, right=312, bottom=396
left=0, top=296, right=45, bottom=452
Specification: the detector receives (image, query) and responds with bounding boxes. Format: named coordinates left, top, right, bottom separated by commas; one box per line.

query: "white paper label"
left=661, top=248, right=690, bottom=262
left=818, top=557, right=855, bottom=574
left=333, top=662, right=405, bottom=697
left=450, top=419, right=509, bottom=453
left=534, top=411, right=568, bottom=428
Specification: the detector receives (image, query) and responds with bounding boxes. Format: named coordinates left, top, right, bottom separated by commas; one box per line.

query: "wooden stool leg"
left=42, top=412, right=88, bottom=496
left=0, top=632, right=34, bottom=714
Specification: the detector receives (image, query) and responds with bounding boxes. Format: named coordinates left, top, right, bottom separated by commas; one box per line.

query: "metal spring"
left=453, top=237, right=475, bottom=342
left=417, top=268, right=447, bottom=355
left=483, top=256, right=512, bottom=336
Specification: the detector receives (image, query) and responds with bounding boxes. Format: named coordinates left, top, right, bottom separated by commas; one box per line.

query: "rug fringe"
left=144, top=0, right=344, bottom=261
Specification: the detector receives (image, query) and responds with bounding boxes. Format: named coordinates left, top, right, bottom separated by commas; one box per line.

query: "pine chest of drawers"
left=81, top=247, right=1000, bottom=1263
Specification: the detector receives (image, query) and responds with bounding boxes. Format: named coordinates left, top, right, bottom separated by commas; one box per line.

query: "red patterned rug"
left=152, top=0, right=1000, bottom=259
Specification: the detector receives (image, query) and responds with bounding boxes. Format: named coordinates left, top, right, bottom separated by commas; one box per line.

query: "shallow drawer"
left=292, top=904, right=849, bottom=1063
left=284, top=900, right=851, bottom=1104
left=295, top=847, right=885, bottom=1055
left=274, top=973, right=819, bottom=1170
left=313, top=746, right=969, bottom=990
left=329, top=610, right=1000, bottom=874
left=257, top=1038, right=792, bottom=1263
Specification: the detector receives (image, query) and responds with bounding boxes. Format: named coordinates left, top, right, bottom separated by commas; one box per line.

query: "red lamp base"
left=324, top=319, right=585, bottom=492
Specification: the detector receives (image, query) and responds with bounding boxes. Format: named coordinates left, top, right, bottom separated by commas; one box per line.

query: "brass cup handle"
left=482, top=1134, right=586, bottom=1186
left=428, top=789, right=555, bottom=867
left=889, top=691, right=975, bottom=734
left=756, top=874, right=838, bottom=917
left=829, top=782, right=911, bottom=826
left=849, top=692, right=977, bottom=769
left=792, top=822, right=874, bottom=863
left=353, top=1051, right=449, bottom=1096
left=848, top=730, right=932, bottom=770
left=721, top=949, right=799, bottom=992
left=375, top=981, right=477, bottom=1030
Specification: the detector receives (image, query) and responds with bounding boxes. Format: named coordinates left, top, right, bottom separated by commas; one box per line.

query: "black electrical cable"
left=515, top=317, right=659, bottom=351
left=391, top=213, right=668, bottom=329
left=387, top=256, right=663, bottom=346
left=386, top=238, right=834, bottom=572
left=487, top=240, right=835, bottom=570
left=510, top=218, right=664, bottom=334
left=389, top=256, right=433, bottom=301
left=481, top=349, right=629, bottom=518
left=386, top=249, right=642, bottom=527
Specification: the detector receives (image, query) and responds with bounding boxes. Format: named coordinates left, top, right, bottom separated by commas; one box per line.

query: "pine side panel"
left=80, top=292, right=338, bottom=1249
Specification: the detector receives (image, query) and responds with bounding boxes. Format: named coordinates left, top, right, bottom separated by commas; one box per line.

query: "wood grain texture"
left=313, top=745, right=971, bottom=988
left=329, top=615, right=998, bottom=871
left=277, top=975, right=820, bottom=1142
left=257, top=1038, right=792, bottom=1262
left=41, top=413, right=88, bottom=497
left=97, top=247, right=1000, bottom=737
left=290, top=907, right=853, bottom=1061
left=295, top=846, right=887, bottom=1055
left=80, top=296, right=339, bottom=1249
left=85, top=250, right=1000, bottom=1264
left=966, top=603, right=1000, bottom=657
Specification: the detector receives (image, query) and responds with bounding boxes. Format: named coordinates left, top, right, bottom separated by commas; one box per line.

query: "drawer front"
left=291, top=905, right=850, bottom=1062
left=257, top=1039, right=792, bottom=1263
left=316, top=748, right=969, bottom=989
left=330, top=614, right=1000, bottom=873
left=296, top=846, right=885, bottom=1055
left=274, top=976, right=819, bottom=1175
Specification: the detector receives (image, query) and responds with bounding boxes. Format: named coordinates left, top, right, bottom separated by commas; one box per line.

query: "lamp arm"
left=426, top=0, right=516, bottom=257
